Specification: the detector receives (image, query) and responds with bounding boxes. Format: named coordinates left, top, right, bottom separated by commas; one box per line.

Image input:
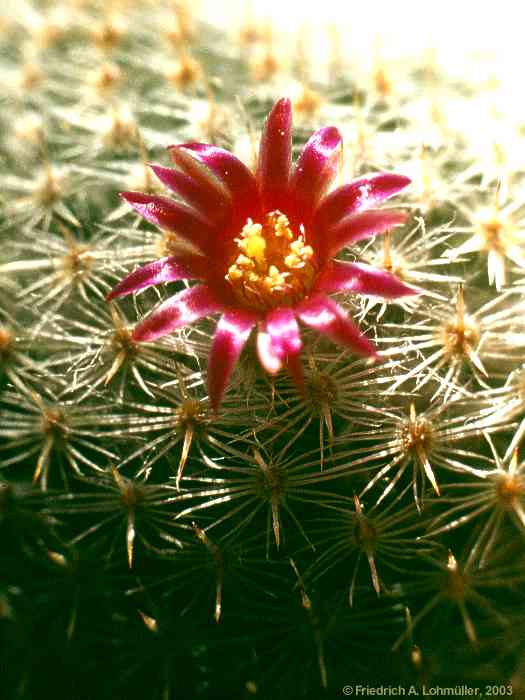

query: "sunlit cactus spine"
left=1, top=1, right=525, bottom=698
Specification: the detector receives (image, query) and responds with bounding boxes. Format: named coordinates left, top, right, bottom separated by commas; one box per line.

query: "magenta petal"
left=120, top=192, right=217, bottom=253
left=107, top=255, right=207, bottom=301
left=208, top=309, right=256, bottom=412
left=296, top=293, right=379, bottom=358
left=264, top=307, right=305, bottom=393
left=173, top=143, right=262, bottom=230
left=257, top=307, right=303, bottom=376
left=314, top=261, right=420, bottom=298
left=257, top=332, right=283, bottom=374
left=321, top=209, right=408, bottom=260
left=313, top=173, right=411, bottom=233
left=257, top=97, right=292, bottom=212
left=132, top=285, right=223, bottom=342
left=167, top=145, right=230, bottom=201
left=290, top=126, right=342, bottom=226
left=265, top=307, right=302, bottom=360
left=149, top=164, right=230, bottom=220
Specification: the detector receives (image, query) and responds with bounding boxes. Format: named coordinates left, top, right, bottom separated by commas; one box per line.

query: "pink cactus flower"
left=108, top=98, right=416, bottom=410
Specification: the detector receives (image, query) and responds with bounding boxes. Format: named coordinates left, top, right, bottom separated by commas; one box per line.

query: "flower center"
left=225, top=210, right=316, bottom=311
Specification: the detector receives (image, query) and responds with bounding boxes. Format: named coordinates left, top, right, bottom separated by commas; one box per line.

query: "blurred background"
left=198, top=0, right=522, bottom=87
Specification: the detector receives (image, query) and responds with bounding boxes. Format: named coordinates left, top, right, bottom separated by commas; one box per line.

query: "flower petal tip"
left=131, top=326, right=147, bottom=343
left=319, top=125, right=342, bottom=149
left=407, top=284, right=424, bottom=296
left=256, top=332, right=283, bottom=375
left=396, top=174, right=412, bottom=190
left=395, top=210, right=410, bottom=224
left=119, top=190, right=151, bottom=207
left=147, top=163, right=163, bottom=176
left=271, top=97, right=292, bottom=123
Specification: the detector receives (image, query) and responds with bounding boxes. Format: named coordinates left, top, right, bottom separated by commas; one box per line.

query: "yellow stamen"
left=237, top=218, right=266, bottom=262
left=225, top=210, right=316, bottom=311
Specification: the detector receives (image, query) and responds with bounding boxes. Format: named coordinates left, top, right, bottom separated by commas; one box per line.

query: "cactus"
left=1, top=2, right=525, bottom=698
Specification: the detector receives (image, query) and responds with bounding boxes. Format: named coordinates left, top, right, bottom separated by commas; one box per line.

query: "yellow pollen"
left=274, top=215, right=293, bottom=239
left=264, top=265, right=287, bottom=289
left=238, top=219, right=266, bottom=262
left=225, top=211, right=316, bottom=311
left=226, top=265, right=243, bottom=281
